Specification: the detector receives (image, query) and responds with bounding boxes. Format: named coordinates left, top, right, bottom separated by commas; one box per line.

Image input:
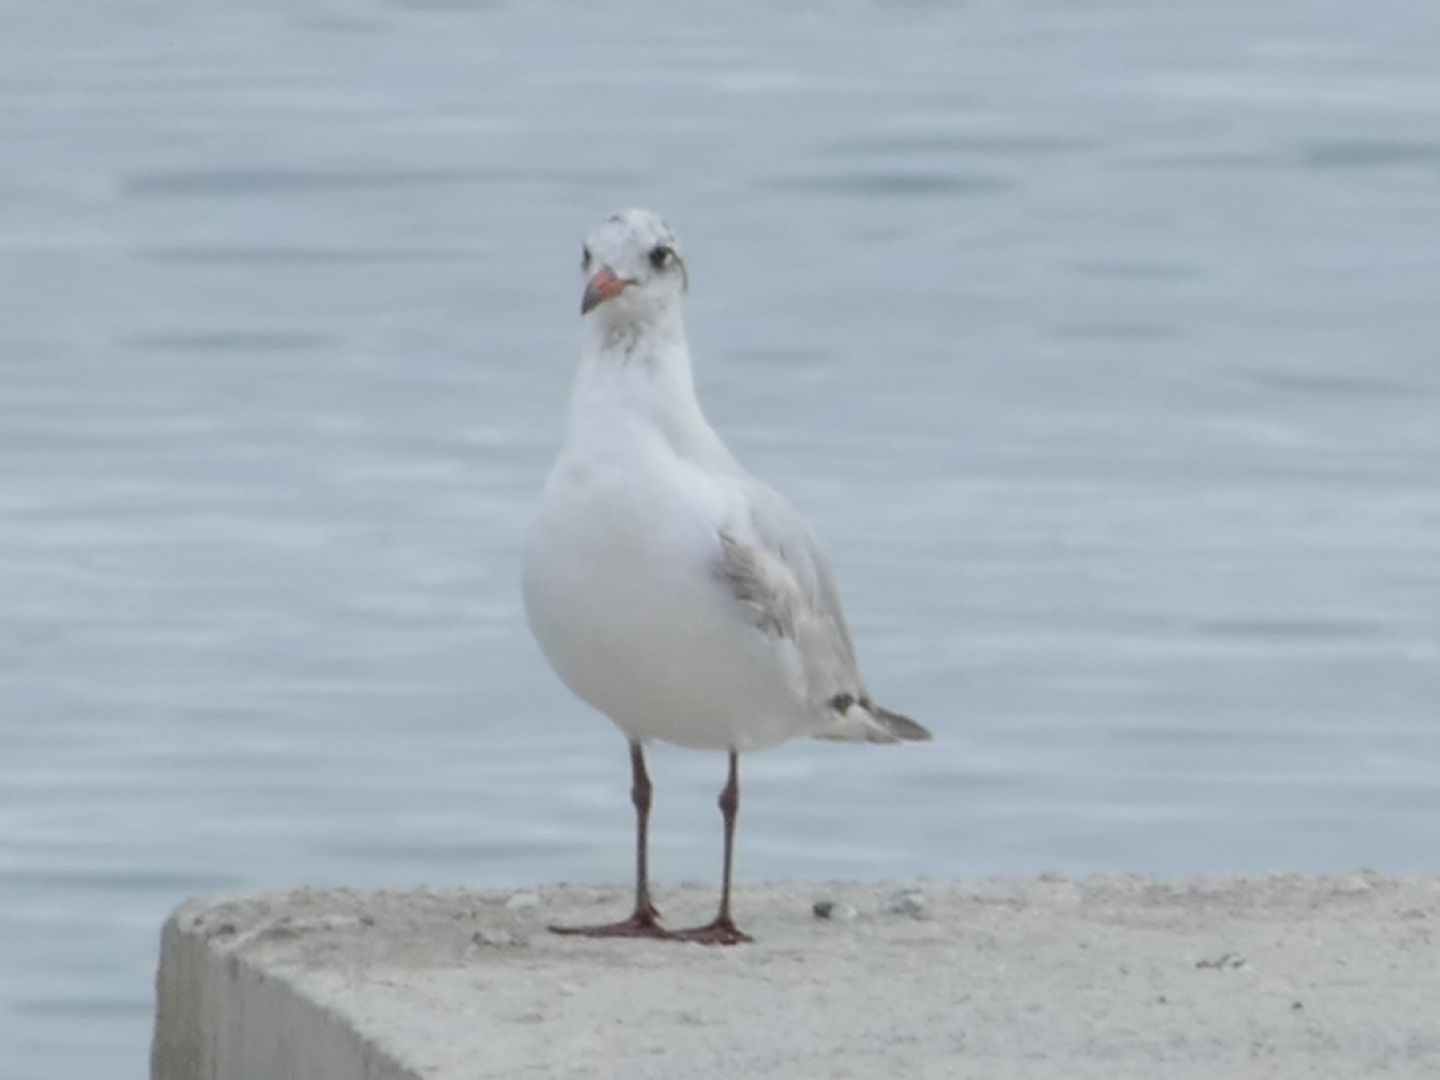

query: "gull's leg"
left=629, top=739, right=661, bottom=922
left=550, top=740, right=671, bottom=939
left=672, top=749, right=753, bottom=945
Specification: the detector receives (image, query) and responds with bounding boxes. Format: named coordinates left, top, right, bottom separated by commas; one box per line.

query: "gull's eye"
left=581, top=246, right=592, bottom=271
left=648, top=244, right=673, bottom=270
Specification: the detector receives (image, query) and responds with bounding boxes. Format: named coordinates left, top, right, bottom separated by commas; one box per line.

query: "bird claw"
left=549, top=908, right=671, bottom=940
left=669, top=917, right=753, bottom=946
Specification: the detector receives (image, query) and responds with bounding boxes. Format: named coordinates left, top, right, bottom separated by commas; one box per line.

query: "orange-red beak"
left=581, top=266, right=630, bottom=315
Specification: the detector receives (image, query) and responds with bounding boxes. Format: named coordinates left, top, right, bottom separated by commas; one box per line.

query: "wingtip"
left=874, top=705, right=932, bottom=743
left=816, top=694, right=932, bottom=744
left=859, top=699, right=931, bottom=743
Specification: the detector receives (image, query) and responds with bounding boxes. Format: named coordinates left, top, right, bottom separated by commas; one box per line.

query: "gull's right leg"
left=550, top=740, right=672, bottom=939
left=670, top=748, right=752, bottom=945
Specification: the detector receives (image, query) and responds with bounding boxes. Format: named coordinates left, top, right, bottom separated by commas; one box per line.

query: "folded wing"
left=713, top=481, right=930, bottom=744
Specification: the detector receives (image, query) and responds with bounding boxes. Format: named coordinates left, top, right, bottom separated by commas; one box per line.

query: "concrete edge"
left=151, top=899, right=421, bottom=1080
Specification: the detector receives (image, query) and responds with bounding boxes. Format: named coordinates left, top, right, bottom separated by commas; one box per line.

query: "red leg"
left=672, top=750, right=753, bottom=946
left=550, top=741, right=673, bottom=940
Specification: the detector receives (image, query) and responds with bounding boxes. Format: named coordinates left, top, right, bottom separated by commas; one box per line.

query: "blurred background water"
left=2, top=0, right=1439, bottom=1076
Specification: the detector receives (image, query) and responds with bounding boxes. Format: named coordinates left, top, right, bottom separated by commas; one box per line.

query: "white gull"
left=522, top=209, right=930, bottom=944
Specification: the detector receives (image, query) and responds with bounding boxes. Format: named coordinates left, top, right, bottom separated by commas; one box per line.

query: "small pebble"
left=315, top=914, right=364, bottom=933
left=1195, top=951, right=1247, bottom=970
left=883, top=890, right=926, bottom=917
left=472, top=928, right=525, bottom=948
left=812, top=900, right=859, bottom=922
left=1333, top=873, right=1376, bottom=896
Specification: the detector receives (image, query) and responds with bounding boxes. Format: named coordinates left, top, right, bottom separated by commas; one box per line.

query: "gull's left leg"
left=672, top=749, right=753, bottom=945
left=550, top=740, right=672, bottom=939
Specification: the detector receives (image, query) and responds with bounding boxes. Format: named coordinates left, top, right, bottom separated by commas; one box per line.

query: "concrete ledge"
left=152, top=876, right=1440, bottom=1079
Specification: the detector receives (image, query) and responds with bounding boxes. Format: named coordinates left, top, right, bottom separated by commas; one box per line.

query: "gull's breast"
left=522, top=449, right=815, bottom=751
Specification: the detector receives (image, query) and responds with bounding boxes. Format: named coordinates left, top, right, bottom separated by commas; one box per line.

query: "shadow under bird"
left=522, top=209, right=931, bottom=945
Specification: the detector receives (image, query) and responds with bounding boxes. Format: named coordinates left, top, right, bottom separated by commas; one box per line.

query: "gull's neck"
left=566, top=305, right=734, bottom=468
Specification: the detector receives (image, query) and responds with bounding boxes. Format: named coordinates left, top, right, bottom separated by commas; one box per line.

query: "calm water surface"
left=2, top=2, right=1439, bottom=1076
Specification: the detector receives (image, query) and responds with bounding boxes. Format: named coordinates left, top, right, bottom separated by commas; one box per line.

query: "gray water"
left=3, top=1, right=1439, bottom=1076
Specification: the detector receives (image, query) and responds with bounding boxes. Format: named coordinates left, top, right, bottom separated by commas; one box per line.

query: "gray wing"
left=715, top=479, right=929, bottom=744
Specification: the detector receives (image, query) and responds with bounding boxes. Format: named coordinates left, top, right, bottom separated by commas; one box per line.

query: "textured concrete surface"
left=151, top=876, right=1440, bottom=1079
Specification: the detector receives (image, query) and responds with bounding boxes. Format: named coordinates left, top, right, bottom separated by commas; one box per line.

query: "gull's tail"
left=816, top=694, right=933, bottom=745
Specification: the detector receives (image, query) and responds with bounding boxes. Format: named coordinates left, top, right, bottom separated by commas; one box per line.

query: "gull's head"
left=579, top=208, right=688, bottom=327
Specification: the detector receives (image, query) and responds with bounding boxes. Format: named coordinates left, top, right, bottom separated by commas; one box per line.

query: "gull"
left=523, top=209, right=931, bottom=945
